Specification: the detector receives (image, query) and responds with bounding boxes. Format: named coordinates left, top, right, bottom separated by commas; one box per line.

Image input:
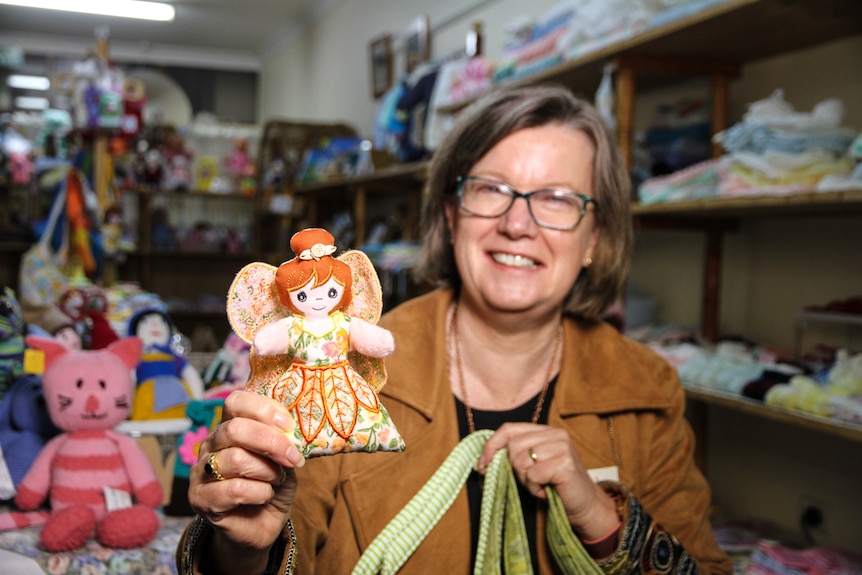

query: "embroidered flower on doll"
left=227, top=227, right=406, bottom=458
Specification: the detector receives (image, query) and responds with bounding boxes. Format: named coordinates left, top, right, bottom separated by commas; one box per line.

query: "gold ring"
left=528, top=447, right=538, bottom=464
left=205, top=451, right=225, bottom=481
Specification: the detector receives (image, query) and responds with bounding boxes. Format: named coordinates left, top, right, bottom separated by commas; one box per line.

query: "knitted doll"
left=0, top=336, right=163, bottom=551
left=227, top=227, right=405, bottom=458
left=0, top=285, right=26, bottom=400
left=127, top=308, right=204, bottom=420
left=0, top=373, right=61, bottom=493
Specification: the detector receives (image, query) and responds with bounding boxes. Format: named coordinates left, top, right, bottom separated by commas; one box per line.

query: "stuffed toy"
left=201, top=331, right=251, bottom=399
left=58, top=286, right=119, bottom=350
left=228, top=227, right=405, bottom=458
left=127, top=308, right=204, bottom=420
left=0, top=285, right=27, bottom=401
left=0, top=373, right=61, bottom=493
left=0, top=336, right=163, bottom=551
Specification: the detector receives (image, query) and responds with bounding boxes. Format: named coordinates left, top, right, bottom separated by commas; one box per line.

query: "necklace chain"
left=450, top=302, right=563, bottom=435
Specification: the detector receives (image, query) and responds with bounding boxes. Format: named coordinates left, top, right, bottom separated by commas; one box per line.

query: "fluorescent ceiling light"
left=0, top=0, right=175, bottom=21
left=15, top=96, right=49, bottom=110
left=7, top=74, right=51, bottom=90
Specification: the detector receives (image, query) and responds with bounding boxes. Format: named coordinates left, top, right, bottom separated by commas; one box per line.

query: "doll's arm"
left=349, top=318, right=395, bottom=358
left=14, top=435, right=65, bottom=509
left=182, top=362, right=205, bottom=398
left=108, top=430, right=163, bottom=507
left=253, top=318, right=293, bottom=356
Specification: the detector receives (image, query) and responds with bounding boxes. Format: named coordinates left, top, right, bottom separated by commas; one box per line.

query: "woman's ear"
left=584, top=226, right=600, bottom=265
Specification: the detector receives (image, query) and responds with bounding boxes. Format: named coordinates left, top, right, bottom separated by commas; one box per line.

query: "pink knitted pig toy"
left=0, top=336, right=163, bottom=551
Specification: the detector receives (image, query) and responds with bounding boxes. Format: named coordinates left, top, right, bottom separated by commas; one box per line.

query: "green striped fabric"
left=352, top=430, right=603, bottom=575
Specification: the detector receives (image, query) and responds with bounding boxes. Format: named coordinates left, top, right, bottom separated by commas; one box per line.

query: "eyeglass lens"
left=459, top=177, right=589, bottom=230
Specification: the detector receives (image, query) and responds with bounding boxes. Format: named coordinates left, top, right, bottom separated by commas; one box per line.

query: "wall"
left=256, top=1, right=862, bottom=553
left=259, top=0, right=563, bottom=135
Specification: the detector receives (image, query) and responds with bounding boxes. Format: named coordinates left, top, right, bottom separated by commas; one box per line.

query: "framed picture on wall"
left=369, top=34, right=393, bottom=99
left=404, top=15, right=430, bottom=74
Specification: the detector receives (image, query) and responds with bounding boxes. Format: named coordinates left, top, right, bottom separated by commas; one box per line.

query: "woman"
left=179, top=84, right=732, bottom=574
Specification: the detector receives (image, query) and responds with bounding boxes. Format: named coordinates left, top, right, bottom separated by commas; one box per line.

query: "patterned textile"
left=247, top=312, right=405, bottom=458
left=0, top=507, right=186, bottom=574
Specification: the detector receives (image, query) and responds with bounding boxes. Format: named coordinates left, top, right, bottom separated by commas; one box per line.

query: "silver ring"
left=528, top=447, right=538, bottom=464
left=205, top=451, right=225, bottom=480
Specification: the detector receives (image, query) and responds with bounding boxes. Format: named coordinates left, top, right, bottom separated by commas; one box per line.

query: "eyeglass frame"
left=455, top=175, right=597, bottom=231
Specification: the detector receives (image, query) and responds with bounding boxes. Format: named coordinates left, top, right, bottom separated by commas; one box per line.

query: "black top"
left=455, top=376, right=558, bottom=572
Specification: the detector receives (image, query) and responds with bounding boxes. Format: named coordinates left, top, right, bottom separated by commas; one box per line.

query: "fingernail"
left=287, top=447, right=305, bottom=468
left=273, top=411, right=295, bottom=432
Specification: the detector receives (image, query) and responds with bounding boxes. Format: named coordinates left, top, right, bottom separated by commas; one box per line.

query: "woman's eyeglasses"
left=456, top=176, right=596, bottom=231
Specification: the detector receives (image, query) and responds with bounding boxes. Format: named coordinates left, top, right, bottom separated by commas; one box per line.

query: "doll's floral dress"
left=247, top=311, right=405, bottom=457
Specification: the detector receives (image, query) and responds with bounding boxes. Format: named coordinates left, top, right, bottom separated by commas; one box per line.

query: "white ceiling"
left=0, top=0, right=338, bottom=71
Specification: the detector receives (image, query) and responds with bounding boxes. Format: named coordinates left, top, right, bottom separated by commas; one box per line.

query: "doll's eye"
left=328, top=288, right=338, bottom=299
left=297, top=291, right=307, bottom=302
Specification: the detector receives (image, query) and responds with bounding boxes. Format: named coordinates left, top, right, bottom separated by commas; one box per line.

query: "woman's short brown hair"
left=415, top=83, right=632, bottom=320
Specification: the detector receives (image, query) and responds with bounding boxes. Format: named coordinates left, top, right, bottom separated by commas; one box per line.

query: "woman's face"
left=445, top=124, right=599, bottom=317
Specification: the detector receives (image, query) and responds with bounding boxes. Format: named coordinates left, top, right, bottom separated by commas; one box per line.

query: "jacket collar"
left=378, top=289, right=675, bottom=422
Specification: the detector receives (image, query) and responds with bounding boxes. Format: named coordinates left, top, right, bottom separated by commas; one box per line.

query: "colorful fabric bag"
left=18, top=181, right=68, bottom=309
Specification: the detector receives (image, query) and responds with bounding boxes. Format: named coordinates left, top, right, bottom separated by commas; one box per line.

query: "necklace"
left=450, top=302, right=564, bottom=434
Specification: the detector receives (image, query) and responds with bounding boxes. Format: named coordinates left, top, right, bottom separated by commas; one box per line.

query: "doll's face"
left=136, top=313, right=171, bottom=347
left=289, top=277, right=344, bottom=320
left=54, top=325, right=82, bottom=350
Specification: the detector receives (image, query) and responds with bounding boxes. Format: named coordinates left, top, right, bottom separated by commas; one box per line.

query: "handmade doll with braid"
left=228, top=228, right=405, bottom=457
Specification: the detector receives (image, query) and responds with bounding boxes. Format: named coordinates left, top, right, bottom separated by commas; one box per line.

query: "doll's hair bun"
left=290, top=228, right=336, bottom=259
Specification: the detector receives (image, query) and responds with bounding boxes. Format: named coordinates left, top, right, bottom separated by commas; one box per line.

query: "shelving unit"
left=633, top=189, right=862, bottom=341
left=290, top=160, right=428, bottom=251
left=684, top=384, right=862, bottom=444
left=281, top=2, right=862, bottom=543
left=443, top=0, right=862, bottom=166
left=119, top=187, right=259, bottom=344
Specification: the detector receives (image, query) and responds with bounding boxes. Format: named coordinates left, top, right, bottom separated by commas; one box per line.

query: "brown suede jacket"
left=178, top=288, right=732, bottom=574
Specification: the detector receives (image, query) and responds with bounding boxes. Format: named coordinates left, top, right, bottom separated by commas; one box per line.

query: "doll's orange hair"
left=275, top=228, right=352, bottom=314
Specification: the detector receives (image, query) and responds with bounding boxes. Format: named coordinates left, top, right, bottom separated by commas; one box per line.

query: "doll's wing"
left=339, top=250, right=383, bottom=323
left=227, top=262, right=291, bottom=344
left=339, top=250, right=387, bottom=391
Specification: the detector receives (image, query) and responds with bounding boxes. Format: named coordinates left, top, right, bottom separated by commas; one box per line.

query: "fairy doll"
left=227, top=228, right=405, bottom=457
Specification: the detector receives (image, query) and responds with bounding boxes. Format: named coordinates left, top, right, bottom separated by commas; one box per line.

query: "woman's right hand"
left=189, top=390, right=306, bottom=571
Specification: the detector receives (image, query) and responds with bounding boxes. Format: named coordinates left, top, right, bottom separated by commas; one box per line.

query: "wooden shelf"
left=293, top=161, right=428, bottom=194
left=166, top=308, right=228, bottom=319
left=0, top=241, right=32, bottom=253
left=633, top=188, right=862, bottom=219
left=131, top=249, right=256, bottom=259
left=123, top=187, right=257, bottom=200
left=290, top=161, right=429, bottom=249
left=685, top=384, right=862, bottom=444
left=443, top=0, right=862, bottom=111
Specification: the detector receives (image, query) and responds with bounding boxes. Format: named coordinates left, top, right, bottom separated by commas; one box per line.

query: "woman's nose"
left=498, top=195, right=537, bottom=236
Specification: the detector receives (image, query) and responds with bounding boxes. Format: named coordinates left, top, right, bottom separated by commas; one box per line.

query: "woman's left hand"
left=479, top=422, right=620, bottom=541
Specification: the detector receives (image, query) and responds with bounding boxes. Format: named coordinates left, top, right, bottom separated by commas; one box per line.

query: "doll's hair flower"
left=299, top=243, right=336, bottom=261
